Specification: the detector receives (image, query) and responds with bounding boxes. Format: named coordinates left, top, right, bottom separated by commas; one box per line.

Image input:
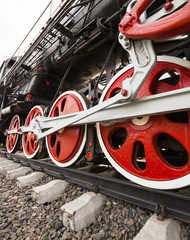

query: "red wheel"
left=97, top=56, right=190, bottom=189
left=22, top=106, right=44, bottom=159
left=46, top=91, right=87, bottom=167
left=6, top=115, right=21, bottom=153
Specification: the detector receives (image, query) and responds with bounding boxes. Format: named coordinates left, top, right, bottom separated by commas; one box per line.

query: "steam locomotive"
left=1, top=0, right=190, bottom=190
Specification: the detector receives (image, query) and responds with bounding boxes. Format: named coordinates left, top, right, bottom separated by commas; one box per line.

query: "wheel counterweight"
left=46, top=91, right=87, bottom=167
left=97, top=56, right=190, bottom=189
left=22, top=106, right=44, bottom=159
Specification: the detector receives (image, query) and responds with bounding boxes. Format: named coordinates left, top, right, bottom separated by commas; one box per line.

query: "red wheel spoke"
left=28, top=139, right=34, bottom=154
left=12, top=134, right=16, bottom=143
left=28, top=114, right=33, bottom=125
left=33, top=110, right=41, bottom=118
left=115, top=136, right=136, bottom=169
left=142, top=138, right=171, bottom=178
left=61, top=96, right=71, bottom=114
left=32, top=136, right=38, bottom=150
left=49, top=137, right=59, bottom=157
left=26, top=139, right=30, bottom=152
left=24, top=134, right=30, bottom=149
left=56, top=101, right=63, bottom=115
left=178, top=68, right=190, bottom=88
left=153, top=115, right=189, bottom=150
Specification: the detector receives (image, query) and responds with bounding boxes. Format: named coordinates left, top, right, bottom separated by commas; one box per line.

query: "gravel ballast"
left=0, top=170, right=190, bottom=240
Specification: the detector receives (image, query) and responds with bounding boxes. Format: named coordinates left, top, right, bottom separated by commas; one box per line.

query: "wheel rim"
left=22, top=106, right=44, bottom=159
left=97, top=56, right=190, bottom=189
left=7, top=115, right=21, bottom=153
left=46, top=91, right=87, bottom=167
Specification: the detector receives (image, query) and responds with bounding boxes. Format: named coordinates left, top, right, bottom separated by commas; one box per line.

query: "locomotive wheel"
left=97, top=56, right=190, bottom=189
left=7, top=115, right=22, bottom=153
left=46, top=91, right=87, bottom=167
left=22, top=105, right=45, bottom=159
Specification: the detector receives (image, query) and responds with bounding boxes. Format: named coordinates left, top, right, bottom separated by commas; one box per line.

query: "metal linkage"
left=2, top=151, right=190, bottom=224
left=21, top=83, right=190, bottom=134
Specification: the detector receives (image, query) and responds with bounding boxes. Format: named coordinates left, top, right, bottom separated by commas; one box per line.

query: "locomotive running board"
left=1, top=151, right=190, bottom=224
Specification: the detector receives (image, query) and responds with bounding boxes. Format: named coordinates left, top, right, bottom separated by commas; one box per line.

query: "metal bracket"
left=118, top=2, right=157, bottom=99
left=118, top=36, right=156, bottom=99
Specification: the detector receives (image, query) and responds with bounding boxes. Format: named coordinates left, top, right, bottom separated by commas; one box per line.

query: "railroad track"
left=1, top=150, right=190, bottom=224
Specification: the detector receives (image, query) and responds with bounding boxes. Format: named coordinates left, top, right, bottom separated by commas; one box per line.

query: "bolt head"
left=121, top=89, right=128, bottom=96
left=164, top=1, right=174, bottom=11
left=124, top=41, right=130, bottom=48
left=120, top=14, right=133, bottom=29
left=87, top=151, right=93, bottom=160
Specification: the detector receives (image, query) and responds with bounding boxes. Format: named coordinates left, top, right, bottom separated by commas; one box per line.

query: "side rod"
left=8, top=86, right=190, bottom=140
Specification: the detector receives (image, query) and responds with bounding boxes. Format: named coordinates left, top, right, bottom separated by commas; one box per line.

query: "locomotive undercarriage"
left=3, top=0, right=190, bottom=190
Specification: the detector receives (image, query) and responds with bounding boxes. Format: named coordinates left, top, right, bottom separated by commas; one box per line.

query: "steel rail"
left=1, top=151, right=190, bottom=224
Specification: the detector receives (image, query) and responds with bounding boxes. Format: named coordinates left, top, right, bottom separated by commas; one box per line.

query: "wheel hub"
left=131, top=116, right=150, bottom=126
left=130, top=116, right=153, bottom=131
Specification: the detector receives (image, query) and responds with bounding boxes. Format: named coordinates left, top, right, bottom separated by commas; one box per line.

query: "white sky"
left=0, top=0, right=61, bottom=66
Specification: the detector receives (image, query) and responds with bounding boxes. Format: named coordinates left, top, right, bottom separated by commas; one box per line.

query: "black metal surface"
left=2, top=0, right=129, bottom=85
left=1, top=151, right=190, bottom=224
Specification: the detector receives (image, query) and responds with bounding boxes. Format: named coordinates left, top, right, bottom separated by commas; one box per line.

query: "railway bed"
left=0, top=169, right=153, bottom=240
left=1, top=150, right=190, bottom=224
